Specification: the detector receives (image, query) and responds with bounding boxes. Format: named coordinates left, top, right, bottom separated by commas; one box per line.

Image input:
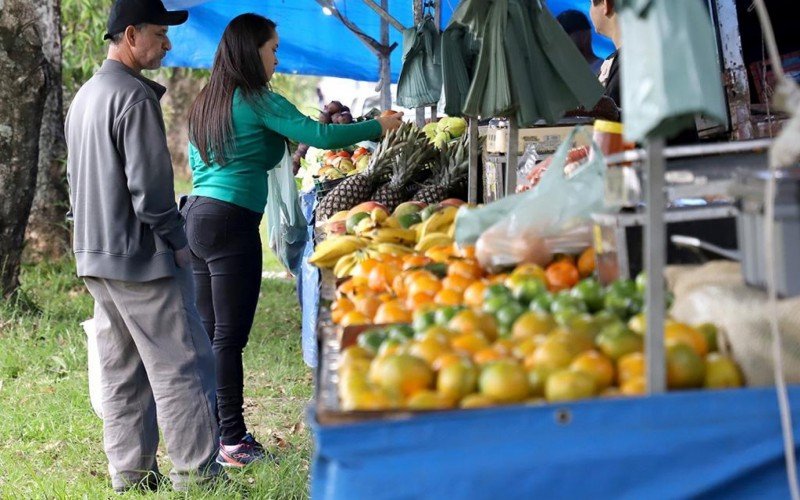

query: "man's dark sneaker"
left=216, top=433, right=270, bottom=468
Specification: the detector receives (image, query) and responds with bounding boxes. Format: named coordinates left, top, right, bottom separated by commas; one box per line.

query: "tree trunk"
left=0, top=1, right=48, bottom=297
left=24, top=0, right=70, bottom=261
left=159, top=67, right=208, bottom=181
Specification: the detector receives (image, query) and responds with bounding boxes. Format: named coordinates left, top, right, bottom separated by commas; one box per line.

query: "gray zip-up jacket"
left=65, top=59, right=187, bottom=281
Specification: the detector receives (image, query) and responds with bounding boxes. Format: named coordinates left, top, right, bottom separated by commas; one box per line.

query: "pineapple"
left=315, top=126, right=411, bottom=220
left=371, top=125, right=438, bottom=212
left=413, top=135, right=471, bottom=204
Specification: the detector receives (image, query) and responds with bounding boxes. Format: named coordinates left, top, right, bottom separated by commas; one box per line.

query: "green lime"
left=496, top=302, right=526, bottom=328
left=551, top=292, right=588, bottom=314
left=529, top=293, right=554, bottom=313
left=570, top=278, right=605, bottom=313
left=596, top=324, right=643, bottom=360
left=412, top=310, right=436, bottom=333
left=485, top=284, right=513, bottom=300
left=608, top=279, right=638, bottom=298
left=435, top=306, right=462, bottom=325
left=513, top=279, right=548, bottom=305
left=357, top=329, right=387, bottom=355
left=483, top=296, right=510, bottom=315
left=387, top=324, right=415, bottom=342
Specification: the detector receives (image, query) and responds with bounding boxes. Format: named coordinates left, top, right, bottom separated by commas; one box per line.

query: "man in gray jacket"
left=65, top=0, right=220, bottom=493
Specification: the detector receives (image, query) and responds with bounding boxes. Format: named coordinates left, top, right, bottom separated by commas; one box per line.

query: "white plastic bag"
left=267, top=144, right=309, bottom=275
left=82, top=318, right=104, bottom=419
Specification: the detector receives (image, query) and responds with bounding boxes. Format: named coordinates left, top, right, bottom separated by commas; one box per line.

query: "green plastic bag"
left=442, top=0, right=603, bottom=126
left=396, top=17, right=442, bottom=109
left=455, top=126, right=605, bottom=247
left=617, top=0, right=727, bottom=141
left=267, top=145, right=308, bottom=275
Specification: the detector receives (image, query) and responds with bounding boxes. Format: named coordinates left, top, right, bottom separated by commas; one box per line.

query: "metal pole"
left=644, top=138, right=667, bottom=394
left=468, top=118, right=479, bottom=203
left=505, top=116, right=518, bottom=197
left=380, top=0, right=391, bottom=111
left=413, top=0, right=425, bottom=127
left=430, top=0, right=441, bottom=121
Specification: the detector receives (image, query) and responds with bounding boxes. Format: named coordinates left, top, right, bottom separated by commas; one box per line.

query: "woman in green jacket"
left=185, top=13, right=402, bottom=468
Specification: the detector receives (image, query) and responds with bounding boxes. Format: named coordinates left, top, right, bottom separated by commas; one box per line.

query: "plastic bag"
left=267, top=144, right=309, bottom=276
left=396, top=16, right=442, bottom=109
left=466, top=127, right=605, bottom=271
left=617, top=0, right=727, bottom=141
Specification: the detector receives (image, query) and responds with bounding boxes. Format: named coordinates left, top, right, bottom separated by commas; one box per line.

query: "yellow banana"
left=381, top=216, right=401, bottom=229
left=366, top=228, right=418, bottom=246
left=370, top=207, right=389, bottom=225
left=309, top=236, right=368, bottom=268
left=420, top=206, right=458, bottom=239
left=447, top=221, right=456, bottom=238
left=333, top=253, right=359, bottom=278
left=414, top=233, right=454, bottom=253
left=374, top=242, right=414, bottom=256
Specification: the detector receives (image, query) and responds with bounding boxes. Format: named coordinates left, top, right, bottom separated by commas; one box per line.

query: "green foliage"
left=61, top=0, right=113, bottom=101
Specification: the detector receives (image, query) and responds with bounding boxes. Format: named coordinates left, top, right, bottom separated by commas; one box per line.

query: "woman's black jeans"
left=183, top=196, right=262, bottom=445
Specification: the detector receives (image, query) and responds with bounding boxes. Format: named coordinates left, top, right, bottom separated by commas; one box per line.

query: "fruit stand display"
left=301, top=118, right=800, bottom=498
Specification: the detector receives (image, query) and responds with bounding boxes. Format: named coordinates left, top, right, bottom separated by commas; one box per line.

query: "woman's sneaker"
left=216, top=433, right=268, bottom=468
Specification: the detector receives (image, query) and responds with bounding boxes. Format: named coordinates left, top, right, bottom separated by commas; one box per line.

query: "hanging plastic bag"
left=462, top=127, right=605, bottom=271
left=617, top=0, right=727, bottom=141
left=396, top=16, right=442, bottom=109
left=267, top=144, right=308, bottom=276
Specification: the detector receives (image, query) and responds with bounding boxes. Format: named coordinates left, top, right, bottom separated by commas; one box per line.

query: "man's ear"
left=605, top=0, right=615, bottom=16
left=124, top=25, right=138, bottom=47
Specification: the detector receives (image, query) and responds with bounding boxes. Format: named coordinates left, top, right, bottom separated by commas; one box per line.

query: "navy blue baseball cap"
left=104, top=0, right=188, bottom=40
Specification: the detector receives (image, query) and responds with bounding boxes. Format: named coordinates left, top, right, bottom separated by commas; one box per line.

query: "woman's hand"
left=376, top=112, right=404, bottom=134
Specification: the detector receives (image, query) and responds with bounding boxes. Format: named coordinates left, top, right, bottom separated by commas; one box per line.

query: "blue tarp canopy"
left=163, top=0, right=615, bottom=81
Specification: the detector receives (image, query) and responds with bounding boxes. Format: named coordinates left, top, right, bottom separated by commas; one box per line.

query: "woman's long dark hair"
left=188, top=13, right=277, bottom=166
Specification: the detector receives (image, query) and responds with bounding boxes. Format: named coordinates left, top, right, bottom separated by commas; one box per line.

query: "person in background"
left=185, top=13, right=403, bottom=468
left=557, top=9, right=604, bottom=75
left=589, top=0, right=622, bottom=108
left=64, top=0, right=220, bottom=493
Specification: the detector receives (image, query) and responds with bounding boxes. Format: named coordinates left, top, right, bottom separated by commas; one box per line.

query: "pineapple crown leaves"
left=427, top=134, right=471, bottom=187
left=368, top=123, right=437, bottom=188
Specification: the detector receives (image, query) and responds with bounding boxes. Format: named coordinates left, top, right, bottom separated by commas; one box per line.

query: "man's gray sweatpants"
left=84, top=267, right=221, bottom=491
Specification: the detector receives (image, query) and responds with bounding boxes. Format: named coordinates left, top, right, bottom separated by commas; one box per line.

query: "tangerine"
left=463, top=281, right=488, bottom=308
left=448, top=260, right=483, bottom=280
left=577, top=248, right=596, bottom=278
left=479, top=360, right=530, bottom=403
left=434, top=288, right=463, bottom=306
left=372, top=354, right=434, bottom=398
left=373, top=301, right=412, bottom=324
left=569, top=350, right=615, bottom=391
left=339, top=310, right=370, bottom=327
left=442, top=274, right=473, bottom=294
left=545, top=260, right=580, bottom=292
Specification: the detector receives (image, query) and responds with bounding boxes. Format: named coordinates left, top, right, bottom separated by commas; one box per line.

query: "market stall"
left=302, top=0, right=800, bottom=498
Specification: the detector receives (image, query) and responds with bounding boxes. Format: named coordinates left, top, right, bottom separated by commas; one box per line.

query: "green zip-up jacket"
left=189, top=90, right=382, bottom=213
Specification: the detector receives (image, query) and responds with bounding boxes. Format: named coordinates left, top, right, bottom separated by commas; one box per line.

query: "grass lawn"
left=0, top=252, right=312, bottom=497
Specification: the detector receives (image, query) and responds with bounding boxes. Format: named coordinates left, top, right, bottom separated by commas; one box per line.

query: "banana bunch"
left=363, top=227, right=417, bottom=246
left=368, top=242, right=414, bottom=257
left=333, top=250, right=365, bottom=278
left=415, top=206, right=458, bottom=241
left=309, top=235, right=368, bottom=268
left=415, top=233, right=454, bottom=252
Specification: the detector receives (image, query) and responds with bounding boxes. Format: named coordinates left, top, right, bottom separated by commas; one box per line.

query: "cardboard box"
left=485, top=125, right=593, bottom=155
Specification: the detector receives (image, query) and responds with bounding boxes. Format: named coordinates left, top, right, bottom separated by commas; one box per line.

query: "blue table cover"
left=310, top=386, right=800, bottom=499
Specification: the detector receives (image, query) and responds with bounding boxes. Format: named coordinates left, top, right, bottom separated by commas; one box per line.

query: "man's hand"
left=175, top=246, right=192, bottom=269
